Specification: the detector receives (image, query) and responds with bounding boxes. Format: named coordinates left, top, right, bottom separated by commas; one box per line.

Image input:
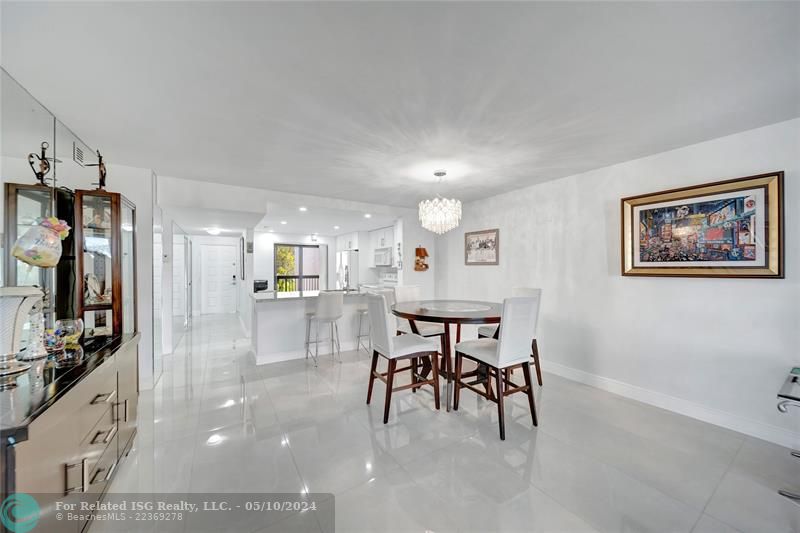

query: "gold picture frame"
left=621, top=172, right=783, bottom=278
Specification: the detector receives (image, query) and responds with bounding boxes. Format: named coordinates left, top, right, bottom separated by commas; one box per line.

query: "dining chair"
left=454, top=296, right=540, bottom=440
left=478, top=287, right=543, bottom=386
left=393, top=285, right=447, bottom=392
left=305, top=291, right=344, bottom=365
left=366, top=294, right=441, bottom=423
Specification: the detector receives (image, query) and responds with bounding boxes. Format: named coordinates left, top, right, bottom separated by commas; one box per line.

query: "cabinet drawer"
left=85, top=433, right=118, bottom=496
left=73, top=357, right=118, bottom=439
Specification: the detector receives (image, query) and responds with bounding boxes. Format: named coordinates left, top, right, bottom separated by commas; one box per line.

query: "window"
left=274, top=244, right=321, bottom=297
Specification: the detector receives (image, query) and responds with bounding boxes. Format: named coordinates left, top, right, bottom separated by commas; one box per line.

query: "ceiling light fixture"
left=419, top=170, right=462, bottom=234
left=280, top=220, right=287, bottom=225
left=333, top=225, right=340, bottom=230
left=206, top=227, right=221, bottom=236
left=364, top=213, right=372, bottom=219
left=299, top=206, right=308, bottom=212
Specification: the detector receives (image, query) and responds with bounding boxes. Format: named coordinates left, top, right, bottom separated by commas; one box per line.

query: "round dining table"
left=392, top=300, right=502, bottom=411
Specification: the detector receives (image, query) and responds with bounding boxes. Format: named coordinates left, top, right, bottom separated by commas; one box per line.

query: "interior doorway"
left=200, top=244, right=238, bottom=314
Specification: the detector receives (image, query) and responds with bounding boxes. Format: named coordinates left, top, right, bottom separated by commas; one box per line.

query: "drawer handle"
left=90, top=467, right=106, bottom=486
left=65, top=459, right=88, bottom=495
left=105, top=460, right=117, bottom=482
left=90, top=424, right=117, bottom=445
left=91, top=390, right=117, bottom=405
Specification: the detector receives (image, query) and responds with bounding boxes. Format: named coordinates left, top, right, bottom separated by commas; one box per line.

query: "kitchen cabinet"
left=336, top=232, right=359, bottom=252
left=368, top=227, right=395, bottom=268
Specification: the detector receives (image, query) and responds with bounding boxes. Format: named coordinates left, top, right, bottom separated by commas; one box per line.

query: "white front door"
left=200, top=244, right=238, bottom=314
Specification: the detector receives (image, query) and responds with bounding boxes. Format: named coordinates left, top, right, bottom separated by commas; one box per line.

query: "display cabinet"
left=3, top=182, right=77, bottom=320
left=74, top=189, right=136, bottom=339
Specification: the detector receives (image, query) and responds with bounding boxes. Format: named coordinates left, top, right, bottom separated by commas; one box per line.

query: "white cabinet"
left=368, top=227, right=395, bottom=267
left=336, top=232, right=359, bottom=252
left=371, top=227, right=393, bottom=249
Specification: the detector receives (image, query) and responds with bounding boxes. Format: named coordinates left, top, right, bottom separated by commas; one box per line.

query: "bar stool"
left=305, top=291, right=344, bottom=365
left=366, top=293, right=440, bottom=423
left=454, top=296, right=541, bottom=440
left=478, top=287, right=543, bottom=386
left=355, top=299, right=371, bottom=354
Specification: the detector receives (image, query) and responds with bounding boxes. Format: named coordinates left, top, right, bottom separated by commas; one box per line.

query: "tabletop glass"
left=392, top=300, right=501, bottom=324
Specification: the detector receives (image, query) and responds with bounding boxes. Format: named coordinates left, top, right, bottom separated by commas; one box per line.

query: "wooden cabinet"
left=74, top=190, right=137, bottom=339
left=9, top=338, right=139, bottom=533
left=116, top=340, right=139, bottom=456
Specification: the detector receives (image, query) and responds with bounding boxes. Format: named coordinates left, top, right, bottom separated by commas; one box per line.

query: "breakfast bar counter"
left=250, top=291, right=368, bottom=365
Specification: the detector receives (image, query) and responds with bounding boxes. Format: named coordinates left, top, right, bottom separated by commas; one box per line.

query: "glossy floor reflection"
left=104, top=315, right=800, bottom=533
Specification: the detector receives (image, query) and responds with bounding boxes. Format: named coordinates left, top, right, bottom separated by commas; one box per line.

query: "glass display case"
left=74, top=189, right=136, bottom=339
left=3, top=183, right=76, bottom=320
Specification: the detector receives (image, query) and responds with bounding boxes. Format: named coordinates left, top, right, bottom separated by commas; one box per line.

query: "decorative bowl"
left=59, top=318, right=84, bottom=344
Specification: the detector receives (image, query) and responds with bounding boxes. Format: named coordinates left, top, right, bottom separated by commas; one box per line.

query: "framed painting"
left=621, top=172, right=783, bottom=278
left=465, top=229, right=499, bottom=265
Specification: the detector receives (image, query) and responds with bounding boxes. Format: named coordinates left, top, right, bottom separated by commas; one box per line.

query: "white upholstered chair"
left=366, top=294, right=441, bottom=423
left=478, top=287, right=543, bottom=386
left=454, top=296, right=541, bottom=440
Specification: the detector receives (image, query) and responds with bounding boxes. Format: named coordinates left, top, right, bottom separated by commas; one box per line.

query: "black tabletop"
left=392, top=300, right=502, bottom=325
left=0, top=333, right=140, bottom=443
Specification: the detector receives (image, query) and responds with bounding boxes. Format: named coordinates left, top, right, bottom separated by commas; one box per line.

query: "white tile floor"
left=104, top=315, right=800, bottom=533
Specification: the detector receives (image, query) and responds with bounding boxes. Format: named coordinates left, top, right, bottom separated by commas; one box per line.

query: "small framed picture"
left=465, top=229, right=499, bottom=265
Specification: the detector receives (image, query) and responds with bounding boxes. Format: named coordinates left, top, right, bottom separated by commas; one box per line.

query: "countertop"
left=251, top=290, right=365, bottom=302
left=0, top=333, right=140, bottom=443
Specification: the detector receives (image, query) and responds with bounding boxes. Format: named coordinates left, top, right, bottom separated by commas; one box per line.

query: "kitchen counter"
left=0, top=333, right=140, bottom=442
left=250, top=291, right=368, bottom=364
left=251, top=290, right=364, bottom=302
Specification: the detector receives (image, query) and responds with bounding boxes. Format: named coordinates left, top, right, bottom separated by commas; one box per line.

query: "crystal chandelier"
left=419, top=170, right=462, bottom=234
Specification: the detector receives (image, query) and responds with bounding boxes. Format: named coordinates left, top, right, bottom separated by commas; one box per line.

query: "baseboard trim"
left=542, top=359, right=799, bottom=449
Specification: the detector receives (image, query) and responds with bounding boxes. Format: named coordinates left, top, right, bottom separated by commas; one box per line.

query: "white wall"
left=436, top=119, right=800, bottom=447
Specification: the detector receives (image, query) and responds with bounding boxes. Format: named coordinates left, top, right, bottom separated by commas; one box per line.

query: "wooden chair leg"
left=383, top=359, right=397, bottom=424
left=532, top=339, right=543, bottom=386
left=411, top=357, right=418, bottom=393
left=504, top=368, right=511, bottom=385
left=430, top=352, right=441, bottom=410
left=453, top=352, right=463, bottom=411
left=366, top=351, right=379, bottom=404
left=522, top=361, right=538, bottom=426
left=495, top=366, right=506, bottom=440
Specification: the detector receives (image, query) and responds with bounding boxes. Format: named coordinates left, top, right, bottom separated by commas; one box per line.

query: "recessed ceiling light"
left=206, top=227, right=221, bottom=235
left=364, top=213, right=372, bottom=219
left=280, top=220, right=287, bottom=225
left=298, top=206, right=308, bottom=212
left=333, top=225, right=340, bottom=230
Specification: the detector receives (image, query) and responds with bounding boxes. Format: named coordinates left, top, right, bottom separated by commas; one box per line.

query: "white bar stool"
left=355, top=298, right=371, bottom=354
left=305, top=291, right=344, bottom=365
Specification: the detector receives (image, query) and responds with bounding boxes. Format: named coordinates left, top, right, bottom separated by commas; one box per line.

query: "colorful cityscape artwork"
left=638, top=191, right=759, bottom=263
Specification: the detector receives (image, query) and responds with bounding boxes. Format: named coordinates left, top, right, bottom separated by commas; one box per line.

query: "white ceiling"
left=258, top=202, right=396, bottom=237
left=2, top=2, right=798, bottom=207
left=167, top=207, right=263, bottom=236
